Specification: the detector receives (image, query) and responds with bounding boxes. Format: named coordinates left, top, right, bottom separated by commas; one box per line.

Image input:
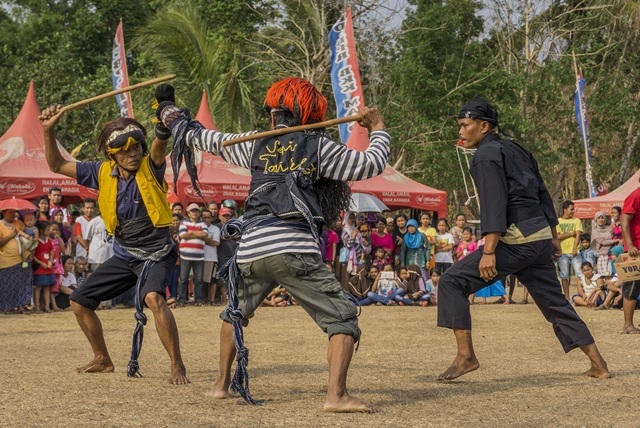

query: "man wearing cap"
left=436, top=95, right=610, bottom=381
left=178, top=203, right=208, bottom=306
left=39, top=106, right=189, bottom=385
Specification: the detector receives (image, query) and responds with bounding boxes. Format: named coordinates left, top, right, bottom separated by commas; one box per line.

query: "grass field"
left=1, top=288, right=638, bottom=428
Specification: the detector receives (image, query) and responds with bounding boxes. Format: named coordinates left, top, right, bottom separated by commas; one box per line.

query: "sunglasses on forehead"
left=105, top=125, right=146, bottom=154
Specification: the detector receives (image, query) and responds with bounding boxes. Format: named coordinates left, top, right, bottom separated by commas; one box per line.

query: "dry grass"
left=1, top=287, right=639, bottom=428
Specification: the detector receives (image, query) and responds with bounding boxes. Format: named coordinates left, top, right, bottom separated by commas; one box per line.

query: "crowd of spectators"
left=1, top=192, right=637, bottom=316
left=0, top=188, right=103, bottom=313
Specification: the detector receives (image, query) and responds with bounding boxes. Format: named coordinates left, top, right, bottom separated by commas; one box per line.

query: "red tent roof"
left=350, top=166, right=447, bottom=217
left=0, top=81, right=97, bottom=203
left=573, top=169, right=640, bottom=219
left=165, top=91, right=251, bottom=205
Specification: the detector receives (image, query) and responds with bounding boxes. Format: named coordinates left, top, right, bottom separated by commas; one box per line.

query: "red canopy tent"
left=573, top=169, right=640, bottom=219
left=165, top=91, right=251, bottom=205
left=350, top=166, right=447, bottom=217
left=0, top=81, right=97, bottom=203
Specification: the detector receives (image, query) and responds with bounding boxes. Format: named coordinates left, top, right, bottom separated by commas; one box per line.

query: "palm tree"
left=132, top=0, right=256, bottom=132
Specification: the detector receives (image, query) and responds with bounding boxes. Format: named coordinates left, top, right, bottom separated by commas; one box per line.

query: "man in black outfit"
left=436, top=96, right=610, bottom=380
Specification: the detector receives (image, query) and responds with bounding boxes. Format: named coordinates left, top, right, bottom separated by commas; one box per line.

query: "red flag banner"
left=329, top=8, right=369, bottom=151
left=112, top=19, right=133, bottom=118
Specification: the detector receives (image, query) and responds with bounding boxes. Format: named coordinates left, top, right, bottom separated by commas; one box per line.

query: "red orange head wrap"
left=264, top=77, right=327, bottom=125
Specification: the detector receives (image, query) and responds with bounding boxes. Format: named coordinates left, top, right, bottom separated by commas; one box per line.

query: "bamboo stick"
left=58, top=74, right=177, bottom=114
left=221, top=114, right=363, bottom=147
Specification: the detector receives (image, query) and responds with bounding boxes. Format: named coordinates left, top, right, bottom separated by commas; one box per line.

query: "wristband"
left=483, top=251, right=495, bottom=255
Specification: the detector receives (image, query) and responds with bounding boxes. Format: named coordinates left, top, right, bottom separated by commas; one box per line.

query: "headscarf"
left=342, top=211, right=357, bottom=235
left=591, top=210, right=612, bottom=254
left=51, top=208, right=71, bottom=242
left=404, top=264, right=423, bottom=294
left=403, top=219, right=424, bottom=249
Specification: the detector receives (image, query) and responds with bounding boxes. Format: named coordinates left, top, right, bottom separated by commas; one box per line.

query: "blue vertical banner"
left=329, top=8, right=369, bottom=151
left=112, top=19, right=134, bottom=118
left=574, top=75, right=596, bottom=198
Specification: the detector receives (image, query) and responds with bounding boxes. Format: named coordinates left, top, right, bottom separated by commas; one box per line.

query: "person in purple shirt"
left=39, top=100, right=189, bottom=385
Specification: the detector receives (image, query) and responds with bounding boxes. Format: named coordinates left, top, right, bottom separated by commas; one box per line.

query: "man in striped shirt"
left=159, top=77, right=388, bottom=412
left=178, top=203, right=208, bottom=306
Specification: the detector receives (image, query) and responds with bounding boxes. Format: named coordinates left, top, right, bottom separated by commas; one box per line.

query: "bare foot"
left=169, top=364, right=190, bottom=385
left=621, top=325, right=640, bottom=334
left=323, top=394, right=376, bottom=413
left=206, top=379, right=230, bottom=398
left=437, top=355, right=480, bottom=381
left=583, top=363, right=611, bottom=379
left=77, top=358, right=115, bottom=373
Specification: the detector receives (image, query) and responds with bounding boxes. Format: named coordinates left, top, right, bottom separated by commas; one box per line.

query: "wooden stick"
left=58, top=74, right=177, bottom=114
left=221, top=114, right=363, bottom=147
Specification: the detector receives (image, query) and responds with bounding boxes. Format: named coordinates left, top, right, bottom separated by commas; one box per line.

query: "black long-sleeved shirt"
left=470, top=134, right=558, bottom=243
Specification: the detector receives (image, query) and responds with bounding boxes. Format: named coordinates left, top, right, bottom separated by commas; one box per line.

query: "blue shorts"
left=557, top=254, right=582, bottom=280
left=33, top=274, right=56, bottom=286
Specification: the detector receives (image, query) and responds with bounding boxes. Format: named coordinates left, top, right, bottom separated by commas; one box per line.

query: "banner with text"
left=574, top=75, right=596, bottom=198
left=329, top=8, right=369, bottom=151
left=112, top=19, right=133, bottom=118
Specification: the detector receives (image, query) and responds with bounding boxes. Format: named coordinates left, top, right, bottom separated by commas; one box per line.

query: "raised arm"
left=39, top=105, right=77, bottom=179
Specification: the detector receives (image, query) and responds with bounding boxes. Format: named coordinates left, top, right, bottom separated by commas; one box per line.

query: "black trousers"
left=437, top=239, right=594, bottom=353
left=70, top=248, right=178, bottom=311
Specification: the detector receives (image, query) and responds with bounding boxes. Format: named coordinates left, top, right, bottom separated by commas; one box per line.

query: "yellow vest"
left=97, top=156, right=172, bottom=234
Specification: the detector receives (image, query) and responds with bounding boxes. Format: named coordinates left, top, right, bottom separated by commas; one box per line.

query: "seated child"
left=359, top=263, right=404, bottom=306
left=425, top=268, right=440, bottom=306
left=73, top=256, right=89, bottom=287
left=55, top=255, right=77, bottom=310
left=262, top=286, right=289, bottom=307
left=596, top=274, right=623, bottom=310
left=396, top=264, right=431, bottom=306
left=347, top=266, right=378, bottom=305
left=573, top=262, right=606, bottom=307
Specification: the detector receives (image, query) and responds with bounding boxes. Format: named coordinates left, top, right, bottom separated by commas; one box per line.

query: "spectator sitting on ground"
left=346, top=266, right=378, bottom=305
left=573, top=262, right=606, bottom=308
left=262, top=286, right=289, bottom=307
left=73, top=256, right=88, bottom=287
left=359, top=263, right=404, bottom=306
left=597, top=274, right=623, bottom=310
left=56, top=255, right=77, bottom=310
left=426, top=268, right=440, bottom=306
left=396, top=264, right=430, bottom=306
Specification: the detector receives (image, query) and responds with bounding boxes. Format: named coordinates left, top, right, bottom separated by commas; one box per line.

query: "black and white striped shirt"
left=185, top=128, right=390, bottom=263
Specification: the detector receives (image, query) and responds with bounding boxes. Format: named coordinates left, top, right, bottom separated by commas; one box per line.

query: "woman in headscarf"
left=400, top=219, right=429, bottom=279
left=591, top=211, right=620, bottom=275
left=51, top=208, right=71, bottom=245
left=0, top=209, right=33, bottom=313
left=341, top=211, right=363, bottom=277
left=396, top=264, right=430, bottom=306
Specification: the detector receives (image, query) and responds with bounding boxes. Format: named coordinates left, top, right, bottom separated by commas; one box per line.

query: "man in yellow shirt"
left=556, top=201, right=583, bottom=299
